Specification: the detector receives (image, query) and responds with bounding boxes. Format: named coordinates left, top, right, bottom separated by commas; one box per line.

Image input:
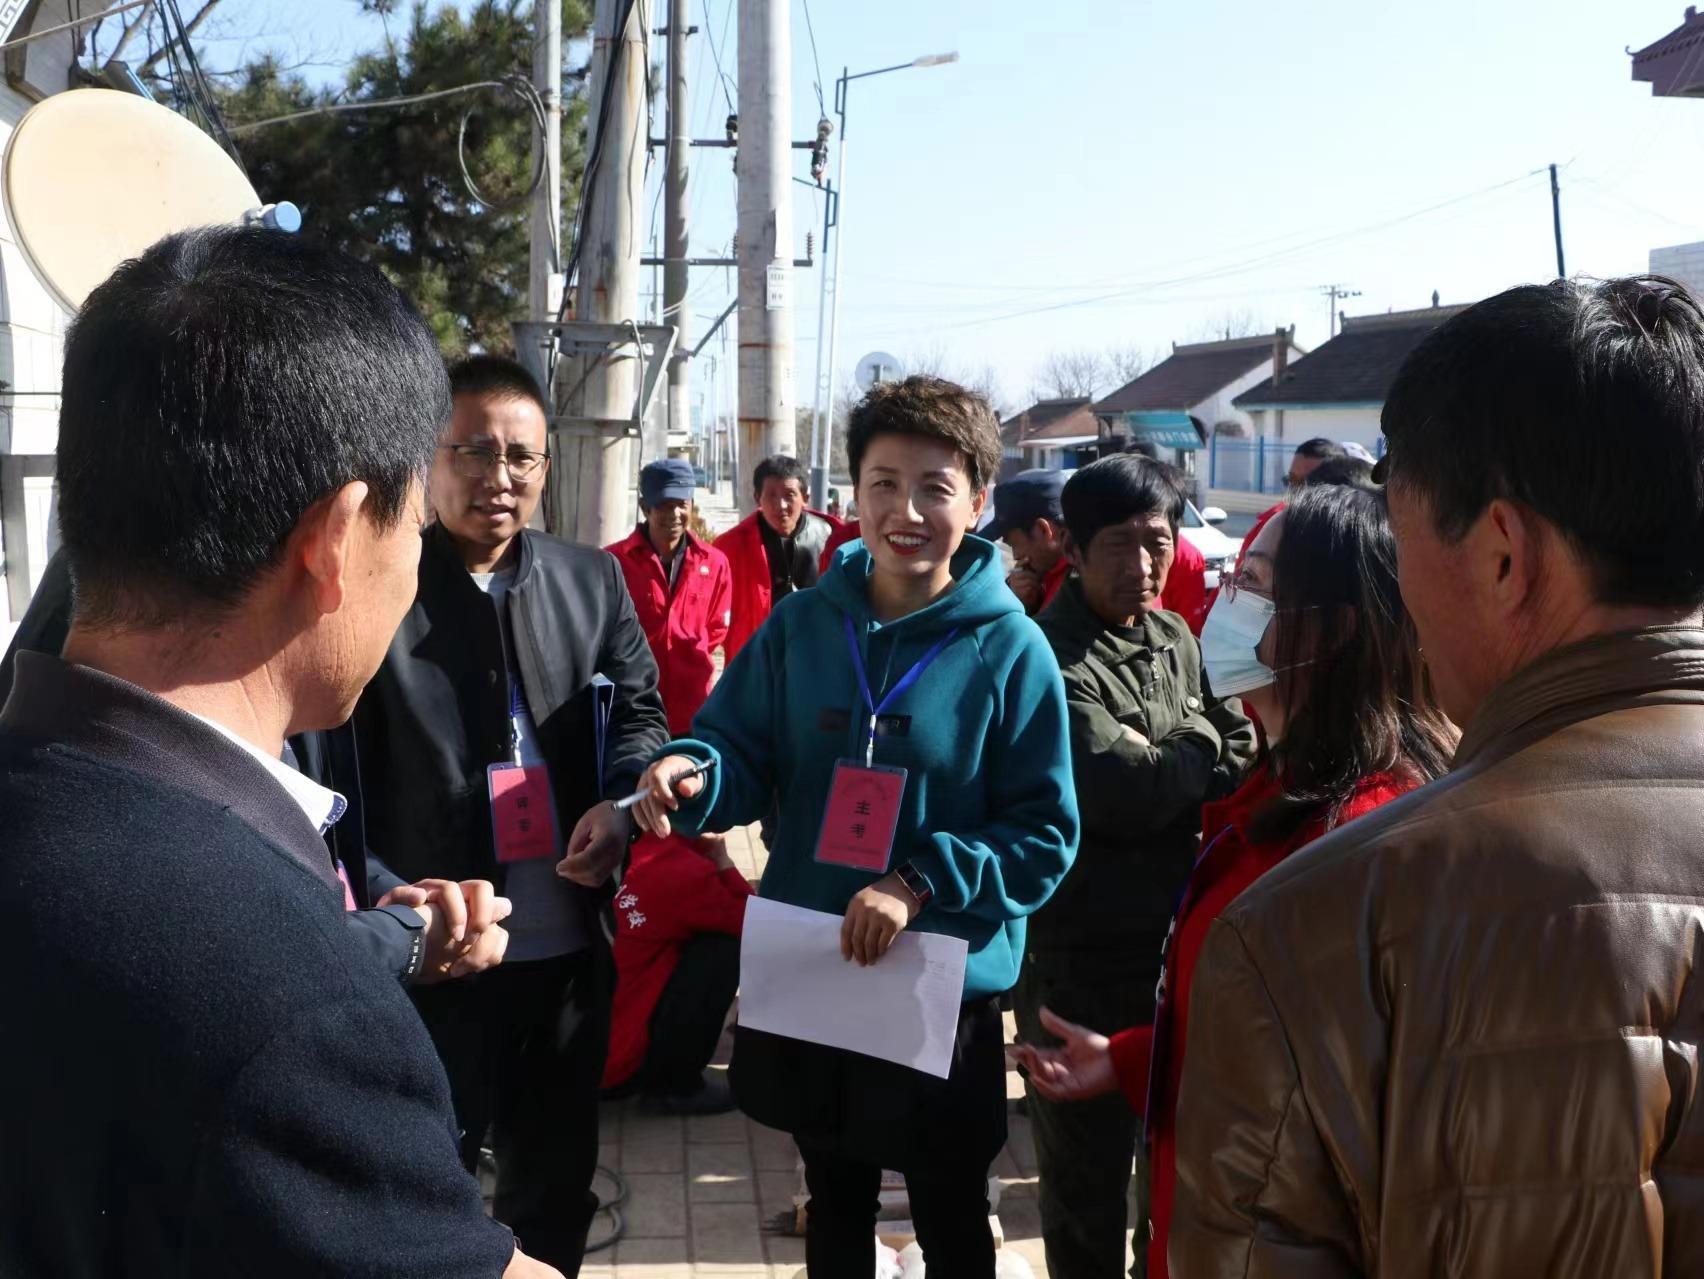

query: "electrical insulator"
left=725, top=113, right=738, bottom=144
left=810, top=116, right=832, bottom=185
left=805, top=231, right=814, bottom=261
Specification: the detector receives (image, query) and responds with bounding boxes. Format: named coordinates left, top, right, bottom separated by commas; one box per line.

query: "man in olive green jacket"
left=1019, top=455, right=1255, bottom=1279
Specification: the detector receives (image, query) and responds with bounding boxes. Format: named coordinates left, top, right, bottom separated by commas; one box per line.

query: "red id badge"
left=815, top=760, right=907, bottom=873
left=487, top=762, right=561, bottom=863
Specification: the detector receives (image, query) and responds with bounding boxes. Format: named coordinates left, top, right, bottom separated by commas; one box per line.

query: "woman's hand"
left=630, top=755, right=707, bottom=837
left=840, top=872, right=922, bottom=966
left=1006, top=1007, right=1119, bottom=1102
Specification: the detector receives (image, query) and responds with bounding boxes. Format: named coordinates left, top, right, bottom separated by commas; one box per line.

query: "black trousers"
left=1014, top=953, right=1153, bottom=1279
left=411, top=950, right=611, bottom=1277
left=800, top=1143, right=993, bottom=1279
left=636, top=932, right=740, bottom=1095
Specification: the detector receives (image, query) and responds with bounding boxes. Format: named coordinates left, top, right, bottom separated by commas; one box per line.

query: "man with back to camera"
left=1172, top=276, right=1704, bottom=1276
left=0, top=546, right=514, bottom=987
left=715, top=453, right=841, bottom=660
left=606, top=458, right=732, bottom=735
left=354, top=354, right=669, bottom=1276
left=0, top=227, right=556, bottom=1277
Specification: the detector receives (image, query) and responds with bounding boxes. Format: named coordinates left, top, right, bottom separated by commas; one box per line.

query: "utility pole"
left=557, top=0, right=651, bottom=547
left=1550, top=162, right=1566, bottom=280
left=736, top=0, right=793, bottom=514
left=529, top=0, right=562, bottom=322
left=657, top=0, right=691, bottom=465
left=1320, top=283, right=1360, bottom=338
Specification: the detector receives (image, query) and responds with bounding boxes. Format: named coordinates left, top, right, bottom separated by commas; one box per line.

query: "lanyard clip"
left=865, top=714, right=878, bottom=768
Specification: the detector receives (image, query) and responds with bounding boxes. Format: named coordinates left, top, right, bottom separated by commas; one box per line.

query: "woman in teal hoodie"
left=633, top=376, right=1079, bottom=1278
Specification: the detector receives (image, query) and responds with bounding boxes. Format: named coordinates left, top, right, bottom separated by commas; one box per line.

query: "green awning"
left=1124, top=410, right=1201, bottom=452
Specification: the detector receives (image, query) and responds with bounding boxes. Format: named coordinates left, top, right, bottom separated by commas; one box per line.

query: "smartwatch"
left=894, top=860, right=933, bottom=908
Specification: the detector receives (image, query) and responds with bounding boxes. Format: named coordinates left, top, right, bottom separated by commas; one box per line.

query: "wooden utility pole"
left=1550, top=162, right=1566, bottom=279
left=656, top=0, right=691, bottom=464
left=735, top=0, right=794, bottom=514
left=556, top=0, right=651, bottom=547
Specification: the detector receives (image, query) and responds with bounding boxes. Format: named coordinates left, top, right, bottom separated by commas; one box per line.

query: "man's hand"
left=698, top=833, right=736, bottom=872
left=630, top=755, right=708, bottom=837
left=503, top=1242, right=565, bottom=1279
left=1007, top=563, right=1043, bottom=612
left=558, top=801, right=634, bottom=887
left=840, top=873, right=921, bottom=967
left=379, top=878, right=512, bottom=984
left=1005, top=1007, right=1118, bottom=1103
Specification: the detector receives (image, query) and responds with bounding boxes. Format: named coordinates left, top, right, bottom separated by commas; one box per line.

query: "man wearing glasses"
left=354, top=355, right=668, bottom=1276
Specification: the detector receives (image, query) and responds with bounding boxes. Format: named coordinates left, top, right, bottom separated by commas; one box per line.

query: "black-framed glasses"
left=440, top=444, right=549, bottom=483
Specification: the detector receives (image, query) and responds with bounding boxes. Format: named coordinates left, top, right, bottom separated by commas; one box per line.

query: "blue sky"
left=209, top=0, right=1704, bottom=414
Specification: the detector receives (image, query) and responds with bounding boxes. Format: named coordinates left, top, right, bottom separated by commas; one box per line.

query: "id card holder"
left=814, top=759, right=907, bottom=873
left=487, top=761, right=562, bottom=863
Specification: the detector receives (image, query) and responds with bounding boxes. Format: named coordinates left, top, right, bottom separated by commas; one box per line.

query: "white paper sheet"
left=737, top=897, right=970, bottom=1079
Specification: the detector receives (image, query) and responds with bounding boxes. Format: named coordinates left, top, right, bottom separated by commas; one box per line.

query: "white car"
left=1180, top=501, right=1241, bottom=589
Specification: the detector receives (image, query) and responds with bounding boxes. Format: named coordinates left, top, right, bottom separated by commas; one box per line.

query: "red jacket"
left=820, top=519, right=861, bottom=575
left=602, top=833, right=754, bottom=1089
left=1108, top=763, right=1411, bottom=1279
left=606, top=528, right=732, bottom=736
left=715, top=509, right=844, bottom=663
left=1163, top=538, right=1207, bottom=635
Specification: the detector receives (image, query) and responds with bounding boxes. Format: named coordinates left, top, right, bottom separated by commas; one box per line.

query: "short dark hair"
left=1293, top=437, right=1347, bottom=463
left=752, top=454, right=809, bottom=498
left=846, top=375, right=1002, bottom=493
left=1381, top=275, right=1704, bottom=608
left=1252, top=484, right=1456, bottom=841
left=447, top=353, right=549, bottom=418
left=1303, top=455, right=1376, bottom=490
left=1060, top=453, right=1185, bottom=549
left=58, top=227, right=448, bottom=628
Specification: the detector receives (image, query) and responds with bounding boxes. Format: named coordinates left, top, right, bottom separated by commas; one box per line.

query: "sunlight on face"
left=854, top=434, right=984, bottom=586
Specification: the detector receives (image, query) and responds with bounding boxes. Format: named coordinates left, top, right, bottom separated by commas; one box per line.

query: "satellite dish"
left=3, top=90, right=296, bottom=313
left=854, top=350, right=904, bottom=392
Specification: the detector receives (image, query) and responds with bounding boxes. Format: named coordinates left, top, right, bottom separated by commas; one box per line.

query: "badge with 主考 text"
left=487, top=762, right=561, bottom=863
left=815, top=760, right=907, bottom=873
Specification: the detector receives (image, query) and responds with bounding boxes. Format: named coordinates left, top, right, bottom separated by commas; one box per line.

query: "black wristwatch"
left=894, top=861, right=933, bottom=907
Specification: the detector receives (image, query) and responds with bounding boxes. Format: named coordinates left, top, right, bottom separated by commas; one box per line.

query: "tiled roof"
left=1234, top=306, right=1468, bottom=408
left=1003, top=398, right=1101, bottom=444
left=1632, top=8, right=1704, bottom=96
left=1095, top=335, right=1291, bottom=414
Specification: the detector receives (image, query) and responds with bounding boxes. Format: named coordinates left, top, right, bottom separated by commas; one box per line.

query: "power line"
left=701, top=0, right=734, bottom=112
left=799, top=0, right=827, bottom=117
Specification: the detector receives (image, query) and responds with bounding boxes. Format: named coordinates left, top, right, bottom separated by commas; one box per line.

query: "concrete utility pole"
left=558, top=0, right=652, bottom=547
left=736, top=0, right=793, bottom=513
left=528, top=0, right=562, bottom=322
left=656, top=0, right=691, bottom=465
left=1320, top=282, right=1360, bottom=338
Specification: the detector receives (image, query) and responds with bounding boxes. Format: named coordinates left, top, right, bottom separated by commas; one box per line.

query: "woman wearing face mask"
left=1010, top=482, right=1456, bottom=1279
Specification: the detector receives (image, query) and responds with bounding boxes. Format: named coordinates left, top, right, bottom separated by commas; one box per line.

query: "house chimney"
left=1432, top=289, right=1440, bottom=307
left=1271, top=325, right=1289, bottom=383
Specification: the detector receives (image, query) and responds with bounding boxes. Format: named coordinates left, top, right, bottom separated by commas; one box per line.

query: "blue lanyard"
left=842, top=616, right=960, bottom=766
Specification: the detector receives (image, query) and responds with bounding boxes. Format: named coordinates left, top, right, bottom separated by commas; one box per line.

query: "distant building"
left=1651, top=241, right=1704, bottom=303
left=1000, top=397, right=1100, bottom=473
left=1092, top=330, right=1305, bottom=477
left=1631, top=7, right=1704, bottom=98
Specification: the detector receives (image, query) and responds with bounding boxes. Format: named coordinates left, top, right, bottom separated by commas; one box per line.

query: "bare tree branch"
left=136, top=0, right=222, bottom=76
left=104, top=0, right=157, bottom=67
left=1030, top=349, right=1107, bottom=402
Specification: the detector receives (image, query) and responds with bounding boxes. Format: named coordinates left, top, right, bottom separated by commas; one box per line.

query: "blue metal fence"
left=1207, top=436, right=1385, bottom=494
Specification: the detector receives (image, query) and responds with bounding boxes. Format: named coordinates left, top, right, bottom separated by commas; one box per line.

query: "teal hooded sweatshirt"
left=665, top=534, right=1080, bottom=1001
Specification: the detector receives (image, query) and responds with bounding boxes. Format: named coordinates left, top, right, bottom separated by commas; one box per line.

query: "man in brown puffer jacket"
left=1170, top=275, right=1704, bottom=1277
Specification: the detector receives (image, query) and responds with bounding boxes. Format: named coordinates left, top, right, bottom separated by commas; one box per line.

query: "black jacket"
left=0, top=654, right=512, bottom=1276
left=1033, top=578, right=1256, bottom=980
left=354, top=523, right=669, bottom=898
left=0, top=549, right=425, bottom=980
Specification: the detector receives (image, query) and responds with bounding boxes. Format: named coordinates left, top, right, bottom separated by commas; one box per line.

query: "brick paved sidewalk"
left=576, top=825, right=1107, bottom=1278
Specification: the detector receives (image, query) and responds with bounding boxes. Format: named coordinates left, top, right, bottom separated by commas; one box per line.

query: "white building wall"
left=1270, top=406, right=1385, bottom=450
left=1652, top=241, right=1704, bottom=302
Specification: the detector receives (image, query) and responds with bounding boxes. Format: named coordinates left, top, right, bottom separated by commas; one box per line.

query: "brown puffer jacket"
left=1170, top=627, right=1704, bottom=1277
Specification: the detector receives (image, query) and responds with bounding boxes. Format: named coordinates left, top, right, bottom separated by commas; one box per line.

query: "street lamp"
left=808, top=52, right=960, bottom=508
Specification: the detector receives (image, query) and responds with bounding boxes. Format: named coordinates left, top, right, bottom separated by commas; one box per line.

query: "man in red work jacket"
left=714, top=455, right=841, bottom=662
left=607, top=459, right=732, bottom=735
left=602, top=832, right=753, bottom=1114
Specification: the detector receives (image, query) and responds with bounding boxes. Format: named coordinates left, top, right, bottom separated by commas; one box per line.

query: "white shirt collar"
left=187, top=713, right=348, bottom=837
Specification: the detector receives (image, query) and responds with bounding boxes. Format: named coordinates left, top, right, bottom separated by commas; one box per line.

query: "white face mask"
left=1200, top=589, right=1277, bottom=696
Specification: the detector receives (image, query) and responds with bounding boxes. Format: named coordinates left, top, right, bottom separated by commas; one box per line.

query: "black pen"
left=612, top=758, right=719, bottom=812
